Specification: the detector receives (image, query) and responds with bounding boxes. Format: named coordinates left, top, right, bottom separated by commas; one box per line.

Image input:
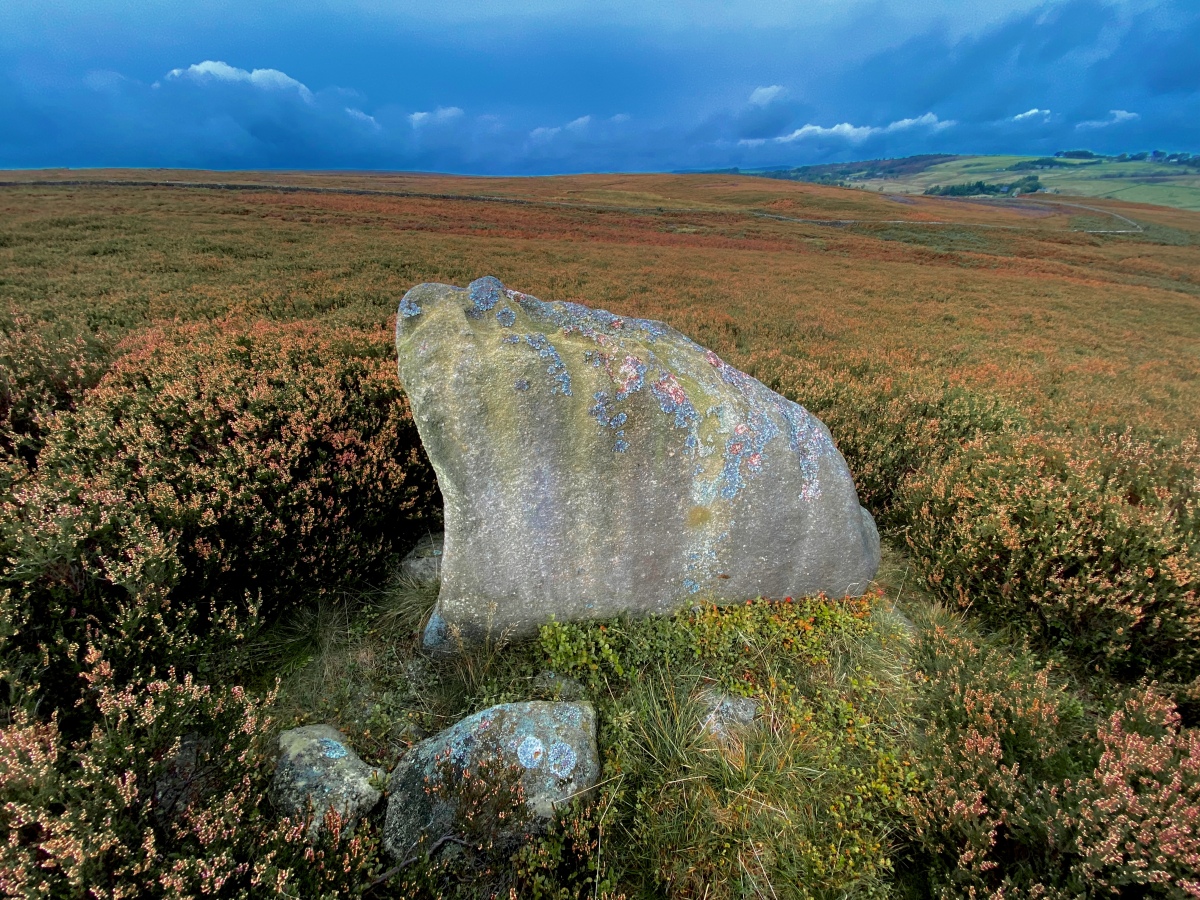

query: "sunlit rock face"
left=396, top=276, right=879, bottom=650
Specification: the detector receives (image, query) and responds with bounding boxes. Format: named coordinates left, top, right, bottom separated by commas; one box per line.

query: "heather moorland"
left=0, top=172, right=1197, bottom=898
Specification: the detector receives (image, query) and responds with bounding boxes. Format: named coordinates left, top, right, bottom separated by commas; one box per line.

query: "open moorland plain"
left=0, top=171, right=1198, bottom=899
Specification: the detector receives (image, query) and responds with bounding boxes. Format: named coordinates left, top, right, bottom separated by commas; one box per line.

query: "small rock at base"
left=531, top=670, right=588, bottom=702
left=400, top=533, right=445, bottom=583
left=698, top=690, right=761, bottom=747
left=271, top=724, right=383, bottom=837
left=383, top=701, right=599, bottom=861
left=152, top=733, right=216, bottom=828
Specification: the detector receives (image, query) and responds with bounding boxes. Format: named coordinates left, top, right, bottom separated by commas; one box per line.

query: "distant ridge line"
left=0, top=178, right=1142, bottom=234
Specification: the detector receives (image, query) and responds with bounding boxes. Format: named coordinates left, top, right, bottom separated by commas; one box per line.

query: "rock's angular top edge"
left=397, top=276, right=692, bottom=351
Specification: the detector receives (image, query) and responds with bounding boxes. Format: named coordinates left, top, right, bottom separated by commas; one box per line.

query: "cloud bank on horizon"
left=0, top=0, right=1196, bottom=173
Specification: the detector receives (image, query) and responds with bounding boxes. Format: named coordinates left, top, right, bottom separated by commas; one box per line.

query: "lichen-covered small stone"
left=396, top=277, right=880, bottom=648
left=270, top=725, right=382, bottom=837
left=383, top=701, right=599, bottom=860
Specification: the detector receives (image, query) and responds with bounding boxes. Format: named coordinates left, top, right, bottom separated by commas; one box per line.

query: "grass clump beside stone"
left=265, top=577, right=917, bottom=899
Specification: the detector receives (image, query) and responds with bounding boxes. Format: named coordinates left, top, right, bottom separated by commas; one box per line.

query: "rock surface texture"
left=396, top=277, right=880, bottom=648
left=698, top=690, right=761, bottom=748
left=383, top=701, right=599, bottom=860
left=401, top=532, right=445, bottom=583
left=270, top=725, right=383, bottom=836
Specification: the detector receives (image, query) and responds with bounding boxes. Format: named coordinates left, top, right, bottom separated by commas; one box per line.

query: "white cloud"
left=610, top=113, right=630, bottom=123
left=1076, top=109, right=1140, bottom=129
left=529, top=115, right=595, bottom=142
left=345, top=107, right=379, bottom=128
left=1012, top=107, right=1050, bottom=121
left=772, top=122, right=873, bottom=143
left=165, top=60, right=314, bottom=103
left=882, top=112, right=954, bottom=133
left=765, top=111, right=953, bottom=145
left=409, top=106, right=464, bottom=128
left=748, top=84, right=785, bottom=107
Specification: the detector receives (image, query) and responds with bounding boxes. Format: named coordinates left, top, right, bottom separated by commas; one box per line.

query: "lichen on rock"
left=270, top=724, right=383, bottom=837
left=395, top=277, right=880, bottom=649
left=383, top=701, right=599, bottom=860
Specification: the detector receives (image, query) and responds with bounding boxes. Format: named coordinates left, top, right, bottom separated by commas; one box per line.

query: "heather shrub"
left=0, top=317, right=111, bottom=477
left=898, top=610, right=1200, bottom=899
left=903, top=430, right=1200, bottom=680
left=751, top=351, right=1024, bottom=523
left=1051, top=684, right=1200, bottom=897
left=759, top=350, right=1200, bottom=684
left=0, top=319, right=439, bottom=716
left=899, top=611, right=1095, bottom=898
left=0, top=663, right=383, bottom=900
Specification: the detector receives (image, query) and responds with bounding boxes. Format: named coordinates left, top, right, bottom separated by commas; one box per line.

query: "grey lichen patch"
left=394, top=277, right=881, bottom=648
left=271, top=725, right=383, bottom=837
left=383, top=701, right=599, bottom=860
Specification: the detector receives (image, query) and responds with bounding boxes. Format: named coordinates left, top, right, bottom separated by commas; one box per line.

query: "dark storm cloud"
left=0, top=1, right=1194, bottom=173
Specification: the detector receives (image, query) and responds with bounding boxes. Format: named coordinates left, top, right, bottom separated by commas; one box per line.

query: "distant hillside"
left=708, top=154, right=961, bottom=185
left=725, top=152, right=1200, bottom=211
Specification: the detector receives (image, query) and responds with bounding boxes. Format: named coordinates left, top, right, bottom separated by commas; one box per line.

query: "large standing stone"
left=396, top=276, right=879, bottom=649
left=383, top=701, right=599, bottom=860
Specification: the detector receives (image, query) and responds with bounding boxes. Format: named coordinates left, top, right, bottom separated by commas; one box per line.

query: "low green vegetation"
left=726, top=155, right=963, bottom=187
left=923, top=175, right=1042, bottom=196
left=748, top=151, right=1200, bottom=211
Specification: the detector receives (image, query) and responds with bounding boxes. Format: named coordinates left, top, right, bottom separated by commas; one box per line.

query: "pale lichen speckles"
left=589, top=391, right=630, bottom=453
left=393, top=277, right=881, bottom=642
left=524, top=333, right=572, bottom=396
left=398, top=294, right=422, bottom=318
left=317, top=738, right=348, bottom=760
left=468, top=275, right=504, bottom=317
left=517, top=735, right=546, bottom=768
left=548, top=742, right=577, bottom=778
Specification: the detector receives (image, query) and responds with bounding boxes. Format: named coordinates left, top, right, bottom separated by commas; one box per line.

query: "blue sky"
left=1, top=0, right=1196, bottom=173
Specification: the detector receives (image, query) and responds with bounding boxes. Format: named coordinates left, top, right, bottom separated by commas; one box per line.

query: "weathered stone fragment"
left=396, top=277, right=880, bottom=649
left=698, top=690, right=761, bottom=748
left=270, top=724, right=383, bottom=836
left=152, top=733, right=217, bottom=828
left=401, top=532, right=445, bottom=583
left=383, top=701, right=599, bottom=860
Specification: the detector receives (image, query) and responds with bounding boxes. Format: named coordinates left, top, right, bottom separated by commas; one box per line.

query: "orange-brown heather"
left=1, top=171, right=1197, bottom=434
left=0, top=171, right=1197, bottom=899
